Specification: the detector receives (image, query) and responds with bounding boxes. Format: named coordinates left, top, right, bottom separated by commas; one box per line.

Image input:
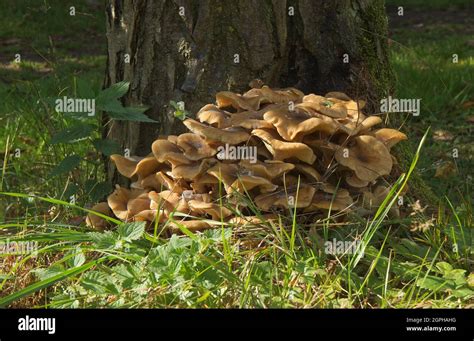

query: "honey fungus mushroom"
left=87, top=84, right=408, bottom=234
left=335, top=135, right=393, bottom=182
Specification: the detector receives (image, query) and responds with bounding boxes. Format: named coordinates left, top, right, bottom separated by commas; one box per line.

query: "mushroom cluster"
left=86, top=84, right=407, bottom=232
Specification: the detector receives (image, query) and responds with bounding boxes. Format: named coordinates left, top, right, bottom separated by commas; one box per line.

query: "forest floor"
left=0, top=0, right=472, bottom=308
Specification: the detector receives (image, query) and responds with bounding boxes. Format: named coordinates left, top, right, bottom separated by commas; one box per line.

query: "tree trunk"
left=103, top=0, right=393, bottom=182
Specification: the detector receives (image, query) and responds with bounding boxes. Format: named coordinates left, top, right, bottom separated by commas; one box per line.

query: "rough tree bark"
left=103, top=0, right=434, bottom=203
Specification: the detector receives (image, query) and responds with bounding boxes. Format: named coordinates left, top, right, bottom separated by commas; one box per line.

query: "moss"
left=356, top=1, right=437, bottom=205
left=356, top=0, right=395, bottom=99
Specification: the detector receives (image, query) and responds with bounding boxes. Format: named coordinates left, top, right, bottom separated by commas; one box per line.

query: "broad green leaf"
left=88, top=231, right=119, bottom=249
left=66, top=247, right=86, bottom=268
left=50, top=124, right=95, bottom=144
left=33, top=264, right=65, bottom=281
left=49, top=155, right=81, bottom=177
left=118, top=222, right=145, bottom=241
left=100, top=100, right=155, bottom=122
left=92, top=138, right=121, bottom=156
left=436, top=261, right=453, bottom=275
left=85, top=180, right=113, bottom=202
left=96, top=81, right=129, bottom=104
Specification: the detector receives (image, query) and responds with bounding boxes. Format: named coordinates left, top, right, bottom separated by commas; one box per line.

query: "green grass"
left=0, top=1, right=472, bottom=308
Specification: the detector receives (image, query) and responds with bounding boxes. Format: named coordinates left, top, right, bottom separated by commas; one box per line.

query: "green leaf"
left=416, top=276, right=451, bottom=291
left=33, top=264, right=65, bottom=281
left=452, top=287, right=474, bottom=298
left=50, top=124, right=95, bottom=144
left=118, top=222, right=146, bottom=241
left=49, top=155, right=81, bottom=177
left=88, top=231, right=119, bottom=249
left=66, top=247, right=86, bottom=268
left=85, top=180, right=113, bottom=202
left=436, top=262, right=453, bottom=275
left=101, top=100, right=155, bottom=122
left=96, top=81, right=129, bottom=104
left=92, top=139, right=121, bottom=156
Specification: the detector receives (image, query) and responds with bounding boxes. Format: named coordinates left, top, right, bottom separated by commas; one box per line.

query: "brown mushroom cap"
left=301, top=94, right=348, bottom=118
left=324, top=91, right=352, bottom=101
left=86, top=202, right=112, bottom=229
left=169, top=219, right=212, bottom=233
left=196, top=104, right=231, bottom=128
left=110, top=155, right=139, bottom=178
left=263, top=107, right=339, bottom=141
left=243, top=85, right=304, bottom=105
left=177, top=133, right=217, bottom=160
left=183, top=119, right=250, bottom=145
left=187, top=200, right=233, bottom=220
left=371, top=128, right=408, bottom=149
left=346, top=173, right=370, bottom=188
left=335, top=135, right=393, bottom=182
left=294, top=163, right=322, bottom=183
left=107, top=187, right=146, bottom=221
left=239, top=160, right=295, bottom=179
left=305, top=191, right=354, bottom=212
left=171, top=158, right=216, bottom=180
left=151, top=139, right=191, bottom=166
left=216, top=91, right=261, bottom=111
left=207, top=162, right=277, bottom=194
left=254, top=185, right=316, bottom=211
left=252, top=129, right=316, bottom=164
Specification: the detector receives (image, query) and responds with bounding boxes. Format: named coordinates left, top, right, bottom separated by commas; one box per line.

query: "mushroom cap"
left=263, top=107, right=339, bottom=141
left=190, top=173, right=219, bottom=193
left=86, top=202, right=112, bottom=230
left=207, top=162, right=277, bottom=194
left=107, top=187, right=146, bottom=221
left=239, top=160, right=295, bottom=179
left=216, top=91, right=261, bottom=111
left=229, top=174, right=278, bottom=194
left=294, top=163, right=322, bottom=183
left=155, top=171, right=187, bottom=193
left=183, top=119, right=250, bottom=145
left=305, top=191, right=354, bottom=212
left=169, top=219, right=212, bottom=233
left=243, top=85, right=304, bottom=105
left=371, top=128, right=408, bottom=149
left=151, top=139, right=191, bottom=166
left=361, top=185, right=390, bottom=209
left=132, top=156, right=163, bottom=179
left=229, top=111, right=274, bottom=129
left=346, top=173, right=370, bottom=188
left=171, top=158, right=216, bottom=180
left=301, top=95, right=347, bottom=118
left=133, top=209, right=167, bottom=223
left=110, top=155, right=138, bottom=178
left=255, top=185, right=315, bottom=211
left=187, top=200, right=233, bottom=220
left=251, top=129, right=316, bottom=164
left=177, top=133, right=217, bottom=160
left=196, top=104, right=231, bottom=128
left=335, top=135, right=393, bottom=182
left=149, top=190, right=189, bottom=215
left=324, top=91, right=352, bottom=101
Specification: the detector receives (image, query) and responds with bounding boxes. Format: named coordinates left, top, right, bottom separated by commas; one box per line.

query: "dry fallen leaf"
left=434, top=161, right=457, bottom=178
left=462, top=100, right=474, bottom=109
left=433, top=130, right=454, bottom=141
